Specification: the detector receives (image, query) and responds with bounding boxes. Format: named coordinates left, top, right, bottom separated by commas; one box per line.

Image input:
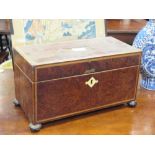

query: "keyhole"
left=91, top=79, right=93, bottom=84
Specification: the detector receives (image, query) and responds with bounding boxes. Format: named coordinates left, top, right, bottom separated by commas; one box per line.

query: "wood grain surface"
left=13, top=37, right=140, bottom=66
left=36, top=66, right=139, bottom=123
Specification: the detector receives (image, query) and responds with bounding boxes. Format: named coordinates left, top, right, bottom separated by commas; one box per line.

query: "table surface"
left=0, top=69, right=155, bottom=135
left=106, top=19, right=147, bottom=33
left=14, top=37, right=140, bottom=66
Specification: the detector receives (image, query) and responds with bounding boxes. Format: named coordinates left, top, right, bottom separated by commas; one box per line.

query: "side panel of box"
left=13, top=49, right=35, bottom=81
left=14, top=64, right=35, bottom=123
left=36, top=66, right=139, bottom=123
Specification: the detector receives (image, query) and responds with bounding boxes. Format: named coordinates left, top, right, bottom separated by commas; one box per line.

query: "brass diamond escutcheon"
left=85, top=77, right=98, bottom=88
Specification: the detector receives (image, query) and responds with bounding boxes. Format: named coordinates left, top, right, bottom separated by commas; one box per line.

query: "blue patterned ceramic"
left=133, top=19, right=155, bottom=90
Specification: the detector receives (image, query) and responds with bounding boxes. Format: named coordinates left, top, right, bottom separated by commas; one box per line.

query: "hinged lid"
left=13, top=37, right=141, bottom=82
left=14, top=37, right=140, bottom=67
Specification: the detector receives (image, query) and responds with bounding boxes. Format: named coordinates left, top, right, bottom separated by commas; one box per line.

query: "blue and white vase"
left=133, top=19, right=155, bottom=90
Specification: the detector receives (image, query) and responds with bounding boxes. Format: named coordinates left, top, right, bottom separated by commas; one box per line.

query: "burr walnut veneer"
left=13, top=37, right=141, bottom=131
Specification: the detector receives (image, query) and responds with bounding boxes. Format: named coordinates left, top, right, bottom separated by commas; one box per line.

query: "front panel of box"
left=36, top=66, right=139, bottom=123
left=36, top=54, right=140, bottom=82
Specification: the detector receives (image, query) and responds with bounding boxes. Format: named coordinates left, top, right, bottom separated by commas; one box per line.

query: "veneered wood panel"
left=14, top=64, right=35, bottom=123
left=36, top=66, right=138, bottom=122
left=13, top=37, right=141, bottom=66
left=36, top=54, right=141, bottom=81
left=13, top=49, right=34, bottom=81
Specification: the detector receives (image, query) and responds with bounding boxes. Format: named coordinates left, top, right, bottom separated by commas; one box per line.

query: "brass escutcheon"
left=85, top=77, right=98, bottom=88
left=84, top=68, right=95, bottom=74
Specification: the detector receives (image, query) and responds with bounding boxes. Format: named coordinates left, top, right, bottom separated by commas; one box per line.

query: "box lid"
left=14, top=37, right=140, bottom=66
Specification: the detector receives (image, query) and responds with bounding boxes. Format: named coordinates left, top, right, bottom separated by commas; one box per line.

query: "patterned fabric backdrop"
left=12, top=19, right=105, bottom=46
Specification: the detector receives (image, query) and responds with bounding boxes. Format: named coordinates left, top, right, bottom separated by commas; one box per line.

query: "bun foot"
left=12, top=99, right=20, bottom=107
left=29, top=123, right=42, bottom=132
left=127, top=101, right=137, bottom=108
